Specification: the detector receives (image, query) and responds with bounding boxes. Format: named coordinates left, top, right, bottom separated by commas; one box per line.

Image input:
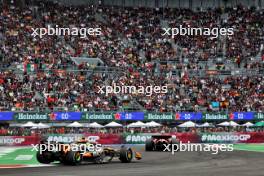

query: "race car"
left=145, top=134, right=178, bottom=151
left=36, top=138, right=142, bottom=165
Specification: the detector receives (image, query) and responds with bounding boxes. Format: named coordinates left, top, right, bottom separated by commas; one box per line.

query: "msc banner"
left=115, top=112, right=145, bottom=121
left=51, top=112, right=82, bottom=121
left=229, top=112, right=254, bottom=120
left=0, top=112, right=14, bottom=121
left=175, top=112, right=202, bottom=121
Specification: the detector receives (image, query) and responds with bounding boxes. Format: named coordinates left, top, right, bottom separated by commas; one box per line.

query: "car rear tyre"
left=65, top=151, right=82, bottom=165
left=36, top=151, right=53, bottom=164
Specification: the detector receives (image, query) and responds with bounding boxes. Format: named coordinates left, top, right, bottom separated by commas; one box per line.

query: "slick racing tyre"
left=65, top=151, right=82, bottom=165
left=36, top=151, right=54, bottom=164
left=145, top=138, right=154, bottom=151
left=119, top=147, right=133, bottom=163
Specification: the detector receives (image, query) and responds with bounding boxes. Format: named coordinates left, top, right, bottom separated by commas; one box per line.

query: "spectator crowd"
left=0, top=1, right=263, bottom=113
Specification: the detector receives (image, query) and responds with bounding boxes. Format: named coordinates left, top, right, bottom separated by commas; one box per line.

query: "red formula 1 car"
left=145, top=135, right=178, bottom=151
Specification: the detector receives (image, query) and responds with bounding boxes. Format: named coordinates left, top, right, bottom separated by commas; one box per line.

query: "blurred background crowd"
left=0, top=0, right=263, bottom=114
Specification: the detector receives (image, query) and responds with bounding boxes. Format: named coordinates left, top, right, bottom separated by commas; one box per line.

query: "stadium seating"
left=0, top=1, right=263, bottom=112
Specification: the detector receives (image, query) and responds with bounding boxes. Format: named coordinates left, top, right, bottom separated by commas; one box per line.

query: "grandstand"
left=0, top=1, right=264, bottom=175
left=0, top=0, right=263, bottom=114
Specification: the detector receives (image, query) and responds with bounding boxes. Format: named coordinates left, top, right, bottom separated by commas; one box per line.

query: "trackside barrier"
left=1, top=132, right=264, bottom=146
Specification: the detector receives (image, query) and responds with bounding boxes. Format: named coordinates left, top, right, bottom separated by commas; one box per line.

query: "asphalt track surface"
left=1, top=146, right=264, bottom=176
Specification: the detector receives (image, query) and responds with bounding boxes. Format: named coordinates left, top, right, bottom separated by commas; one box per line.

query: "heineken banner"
left=145, top=113, right=174, bottom=121
left=14, top=112, right=49, bottom=121
left=254, top=113, right=264, bottom=120
left=203, top=113, right=228, bottom=121
left=0, top=111, right=264, bottom=122
left=82, top=112, right=114, bottom=121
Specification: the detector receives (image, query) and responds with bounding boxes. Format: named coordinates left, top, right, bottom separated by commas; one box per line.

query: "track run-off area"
left=0, top=144, right=264, bottom=176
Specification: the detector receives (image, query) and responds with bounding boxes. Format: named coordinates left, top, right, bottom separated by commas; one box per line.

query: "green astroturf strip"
left=0, top=147, right=39, bottom=165
left=234, top=144, right=264, bottom=152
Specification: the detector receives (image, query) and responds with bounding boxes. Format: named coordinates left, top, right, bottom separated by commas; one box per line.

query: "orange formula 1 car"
left=36, top=139, right=142, bottom=165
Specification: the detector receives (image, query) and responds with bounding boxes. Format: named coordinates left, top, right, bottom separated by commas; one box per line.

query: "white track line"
left=0, top=148, right=17, bottom=158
